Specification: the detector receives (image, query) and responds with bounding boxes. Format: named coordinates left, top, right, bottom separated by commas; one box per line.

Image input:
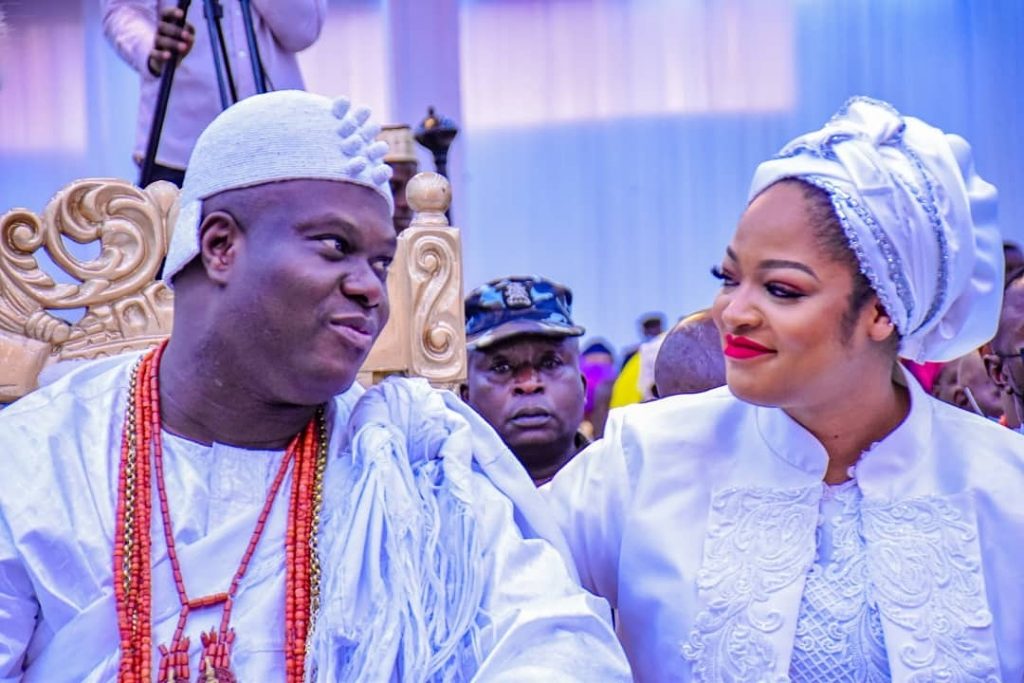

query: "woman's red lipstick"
left=723, top=334, right=774, bottom=359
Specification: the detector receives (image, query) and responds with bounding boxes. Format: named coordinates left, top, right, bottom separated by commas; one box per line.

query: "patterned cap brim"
left=468, top=320, right=586, bottom=350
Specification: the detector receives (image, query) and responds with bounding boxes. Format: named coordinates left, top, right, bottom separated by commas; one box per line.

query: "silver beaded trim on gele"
left=829, top=96, right=950, bottom=333
left=831, top=95, right=903, bottom=123
left=800, top=175, right=912, bottom=334
left=895, top=138, right=951, bottom=334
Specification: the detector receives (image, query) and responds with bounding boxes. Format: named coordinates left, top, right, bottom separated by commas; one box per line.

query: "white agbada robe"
left=0, top=354, right=630, bottom=681
left=545, top=368, right=1024, bottom=682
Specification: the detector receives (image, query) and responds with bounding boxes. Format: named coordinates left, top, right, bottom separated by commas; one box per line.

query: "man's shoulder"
left=0, top=353, right=134, bottom=435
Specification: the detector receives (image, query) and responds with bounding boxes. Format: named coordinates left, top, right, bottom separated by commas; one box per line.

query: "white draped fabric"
left=1, top=0, right=1023, bottom=347
left=545, top=368, right=1024, bottom=681
left=0, top=355, right=630, bottom=681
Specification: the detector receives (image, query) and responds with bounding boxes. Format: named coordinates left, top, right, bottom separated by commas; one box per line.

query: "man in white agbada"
left=0, top=91, right=630, bottom=681
left=546, top=98, right=1024, bottom=680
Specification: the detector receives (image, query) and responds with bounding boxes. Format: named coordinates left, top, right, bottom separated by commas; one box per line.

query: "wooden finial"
left=407, top=172, right=451, bottom=227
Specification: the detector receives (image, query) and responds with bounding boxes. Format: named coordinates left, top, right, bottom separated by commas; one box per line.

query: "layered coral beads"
left=113, top=342, right=327, bottom=682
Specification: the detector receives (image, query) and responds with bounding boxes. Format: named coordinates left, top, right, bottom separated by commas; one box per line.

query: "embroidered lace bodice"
left=789, top=479, right=890, bottom=681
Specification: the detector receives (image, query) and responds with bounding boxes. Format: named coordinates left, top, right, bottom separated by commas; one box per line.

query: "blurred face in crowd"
left=960, top=352, right=1003, bottom=418
left=387, top=160, right=418, bottom=234
left=984, top=280, right=1024, bottom=426
left=933, top=354, right=1002, bottom=418
left=931, top=361, right=962, bottom=406
left=641, top=318, right=664, bottom=340
left=463, top=336, right=585, bottom=466
left=711, top=181, right=895, bottom=416
left=581, top=346, right=615, bottom=368
left=1004, top=242, right=1024, bottom=281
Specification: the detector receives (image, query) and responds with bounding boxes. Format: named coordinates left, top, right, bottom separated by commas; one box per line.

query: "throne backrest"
left=0, top=173, right=466, bottom=403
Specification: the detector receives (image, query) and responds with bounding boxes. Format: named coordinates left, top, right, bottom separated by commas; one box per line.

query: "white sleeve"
left=100, top=0, right=158, bottom=77
left=543, top=410, right=633, bottom=608
left=0, top=511, right=38, bottom=680
left=469, top=467, right=632, bottom=681
left=251, top=0, right=327, bottom=52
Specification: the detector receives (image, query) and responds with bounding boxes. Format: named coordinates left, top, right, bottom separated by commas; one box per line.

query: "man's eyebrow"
left=295, top=215, right=358, bottom=232
left=758, top=259, right=820, bottom=281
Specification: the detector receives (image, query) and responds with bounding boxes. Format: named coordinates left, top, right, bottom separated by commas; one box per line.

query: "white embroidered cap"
left=749, top=97, right=1003, bottom=362
left=164, top=90, right=394, bottom=284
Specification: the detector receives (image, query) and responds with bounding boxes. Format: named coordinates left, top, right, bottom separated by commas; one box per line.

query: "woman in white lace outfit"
left=545, top=97, right=1024, bottom=682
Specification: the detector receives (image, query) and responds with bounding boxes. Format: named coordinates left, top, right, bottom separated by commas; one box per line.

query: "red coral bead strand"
left=115, top=341, right=321, bottom=683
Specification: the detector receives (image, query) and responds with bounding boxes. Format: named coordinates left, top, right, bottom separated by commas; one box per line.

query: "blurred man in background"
left=578, top=339, right=616, bottom=438
left=932, top=352, right=1002, bottom=419
left=376, top=124, right=419, bottom=234
left=654, top=309, right=726, bottom=398
left=984, top=267, right=1024, bottom=431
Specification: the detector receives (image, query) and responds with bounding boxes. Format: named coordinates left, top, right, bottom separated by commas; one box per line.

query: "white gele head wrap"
left=748, top=97, right=1003, bottom=362
left=164, top=90, right=395, bottom=284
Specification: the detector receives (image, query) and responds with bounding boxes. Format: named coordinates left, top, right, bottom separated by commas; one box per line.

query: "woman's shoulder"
left=926, top=394, right=1024, bottom=464
left=604, top=385, right=754, bottom=458
left=616, top=385, right=743, bottom=422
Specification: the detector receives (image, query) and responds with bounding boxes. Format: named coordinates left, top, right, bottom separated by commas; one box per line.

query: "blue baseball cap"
left=465, top=276, right=586, bottom=350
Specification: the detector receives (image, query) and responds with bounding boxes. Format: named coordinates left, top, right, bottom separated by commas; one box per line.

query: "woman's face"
left=711, top=182, right=882, bottom=412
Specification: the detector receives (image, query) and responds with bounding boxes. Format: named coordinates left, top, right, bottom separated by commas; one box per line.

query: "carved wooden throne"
left=0, top=172, right=466, bottom=404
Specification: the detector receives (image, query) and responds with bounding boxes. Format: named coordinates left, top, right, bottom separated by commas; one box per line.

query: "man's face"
left=464, top=336, right=585, bottom=453
left=219, top=179, right=396, bottom=405
left=387, top=160, right=418, bottom=234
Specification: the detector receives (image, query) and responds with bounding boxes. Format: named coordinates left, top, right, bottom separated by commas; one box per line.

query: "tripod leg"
left=212, top=2, right=238, bottom=102
left=238, top=0, right=268, bottom=93
left=140, top=0, right=193, bottom=187
left=202, top=0, right=237, bottom=108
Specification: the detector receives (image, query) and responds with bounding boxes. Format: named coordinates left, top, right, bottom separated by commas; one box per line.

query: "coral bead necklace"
left=114, top=342, right=328, bottom=682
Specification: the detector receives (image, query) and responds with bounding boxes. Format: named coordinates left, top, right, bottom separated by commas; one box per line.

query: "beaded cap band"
left=748, top=97, right=1003, bottom=362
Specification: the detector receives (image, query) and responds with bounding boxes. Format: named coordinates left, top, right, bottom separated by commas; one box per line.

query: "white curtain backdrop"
left=1, top=0, right=1022, bottom=349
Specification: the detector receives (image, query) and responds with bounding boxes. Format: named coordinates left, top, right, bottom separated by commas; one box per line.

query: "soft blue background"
left=1, top=0, right=1021, bottom=350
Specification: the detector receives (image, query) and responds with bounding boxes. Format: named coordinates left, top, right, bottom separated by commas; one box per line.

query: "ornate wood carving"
left=408, top=229, right=464, bottom=382
left=0, top=179, right=176, bottom=402
left=361, top=172, right=466, bottom=388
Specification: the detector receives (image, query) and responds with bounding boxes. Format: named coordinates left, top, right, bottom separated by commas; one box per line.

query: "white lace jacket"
left=545, top=369, right=1024, bottom=682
